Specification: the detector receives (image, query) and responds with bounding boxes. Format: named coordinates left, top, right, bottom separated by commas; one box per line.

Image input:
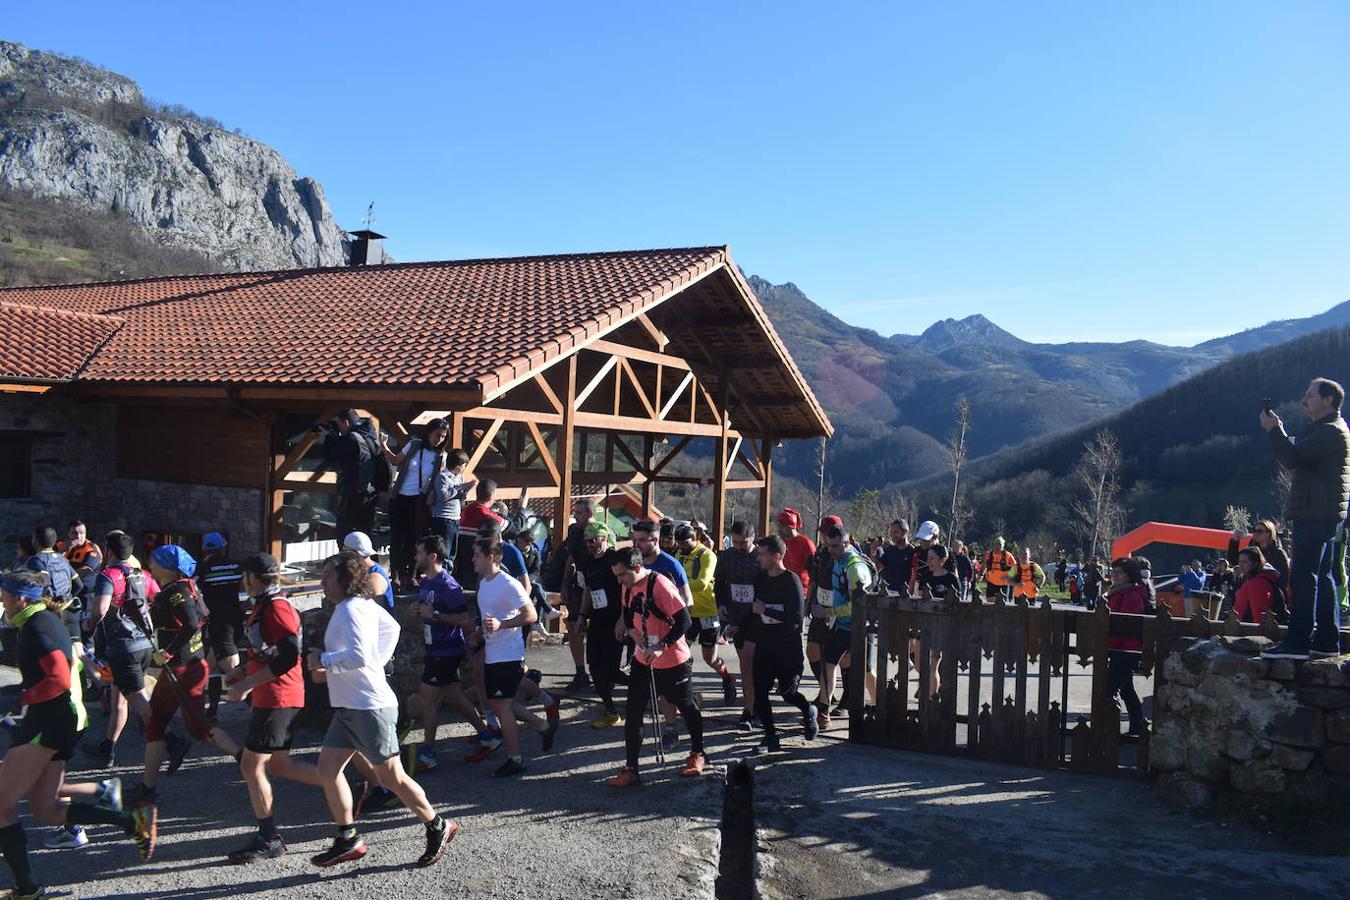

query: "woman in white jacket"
left=305, top=551, right=457, bottom=869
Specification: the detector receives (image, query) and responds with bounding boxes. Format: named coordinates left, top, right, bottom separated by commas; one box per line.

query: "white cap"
left=343, top=532, right=374, bottom=558
left=915, top=521, right=941, bottom=542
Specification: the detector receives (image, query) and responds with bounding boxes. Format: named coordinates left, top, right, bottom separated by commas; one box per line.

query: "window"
left=0, top=433, right=32, bottom=498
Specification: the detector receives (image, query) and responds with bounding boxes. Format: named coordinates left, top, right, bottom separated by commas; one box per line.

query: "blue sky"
left=8, top=2, right=1349, bottom=343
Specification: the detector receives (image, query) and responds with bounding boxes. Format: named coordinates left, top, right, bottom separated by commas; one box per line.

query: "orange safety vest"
left=984, top=550, right=1015, bottom=586
left=1013, top=562, right=1041, bottom=598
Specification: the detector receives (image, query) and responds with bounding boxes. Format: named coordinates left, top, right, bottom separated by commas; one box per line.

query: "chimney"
left=347, top=229, right=387, bottom=266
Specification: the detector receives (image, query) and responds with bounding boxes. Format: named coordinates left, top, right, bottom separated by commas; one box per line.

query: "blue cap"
left=202, top=532, right=226, bottom=551
left=150, top=544, right=197, bottom=578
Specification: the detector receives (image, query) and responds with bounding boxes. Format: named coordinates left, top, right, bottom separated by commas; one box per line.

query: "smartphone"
left=1262, top=397, right=1273, bottom=414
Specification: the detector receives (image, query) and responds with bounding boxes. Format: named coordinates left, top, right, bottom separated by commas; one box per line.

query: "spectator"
left=1177, top=561, right=1207, bottom=598
left=1054, top=553, right=1068, bottom=594
left=1212, top=557, right=1237, bottom=618
left=383, top=419, right=450, bottom=589
left=1233, top=547, right=1283, bottom=624
left=1083, top=557, right=1106, bottom=609
left=1262, top=377, right=1350, bottom=659
left=874, top=519, right=915, bottom=593
left=1105, top=557, right=1148, bottom=737
left=459, top=479, right=504, bottom=532
left=950, top=540, right=975, bottom=600
left=320, top=410, right=383, bottom=543
left=1227, top=519, right=1289, bottom=594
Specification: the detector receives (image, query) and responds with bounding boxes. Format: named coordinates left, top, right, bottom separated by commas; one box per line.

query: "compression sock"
left=338, top=825, right=358, bottom=843
left=257, top=815, right=276, bottom=839
left=67, top=800, right=133, bottom=831
left=426, top=815, right=446, bottom=835
left=0, top=822, right=38, bottom=895
left=207, top=674, right=223, bottom=716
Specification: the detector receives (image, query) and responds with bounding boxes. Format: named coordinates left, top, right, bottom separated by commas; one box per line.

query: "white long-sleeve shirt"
left=320, top=595, right=400, bottom=710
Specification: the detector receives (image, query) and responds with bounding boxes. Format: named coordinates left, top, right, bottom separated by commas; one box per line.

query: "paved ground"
left=3, top=634, right=1337, bottom=899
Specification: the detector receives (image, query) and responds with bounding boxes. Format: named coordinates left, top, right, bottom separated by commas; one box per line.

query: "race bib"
left=730, top=584, right=754, bottom=604
left=813, top=587, right=834, bottom=617
left=591, top=588, right=608, bottom=610
left=699, top=616, right=718, bottom=629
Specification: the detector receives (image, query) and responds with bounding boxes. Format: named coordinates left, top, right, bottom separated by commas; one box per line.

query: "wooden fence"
left=843, top=589, right=1330, bottom=775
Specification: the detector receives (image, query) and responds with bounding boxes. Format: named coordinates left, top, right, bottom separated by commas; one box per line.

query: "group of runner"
left=1, top=503, right=893, bottom=898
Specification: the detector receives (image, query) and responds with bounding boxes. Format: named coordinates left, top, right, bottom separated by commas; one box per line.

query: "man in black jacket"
left=1262, top=378, right=1350, bottom=659
left=320, top=410, right=382, bottom=543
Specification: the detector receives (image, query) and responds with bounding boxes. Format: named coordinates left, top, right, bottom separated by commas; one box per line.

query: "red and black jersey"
left=243, top=590, right=304, bottom=708
left=152, top=579, right=206, bottom=664
left=14, top=604, right=73, bottom=707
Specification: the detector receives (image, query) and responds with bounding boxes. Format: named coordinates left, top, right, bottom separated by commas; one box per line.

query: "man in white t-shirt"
left=472, top=538, right=553, bottom=778
left=305, top=551, right=457, bottom=868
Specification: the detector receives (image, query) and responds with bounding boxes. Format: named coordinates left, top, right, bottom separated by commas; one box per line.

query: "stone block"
left=1216, top=635, right=1273, bottom=656
left=1267, top=659, right=1299, bottom=681
left=1158, top=773, right=1214, bottom=810
left=1186, top=743, right=1231, bottom=783
left=1181, top=639, right=1226, bottom=675
left=1295, top=686, right=1350, bottom=710
left=1168, top=636, right=1201, bottom=653
left=1229, top=760, right=1287, bottom=794
left=1265, top=706, right=1325, bottom=749
left=1270, top=743, right=1315, bottom=772
left=1297, top=657, right=1350, bottom=687
left=1163, top=655, right=1201, bottom=688
left=1324, top=745, right=1350, bottom=776
left=1327, top=709, right=1350, bottom=744
left=1148, top=720, right=1186, bottom=772
left=1208, top=651, right=1269, bottom=680
left=1221, top=728, right=1264, bottom=762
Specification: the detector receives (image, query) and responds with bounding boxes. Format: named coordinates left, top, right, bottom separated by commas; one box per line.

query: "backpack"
left=94, top=563, right=154, bottom=655
left=362, top=430, right=393, bottom=492
left=26, top=551, right=77, bottom=603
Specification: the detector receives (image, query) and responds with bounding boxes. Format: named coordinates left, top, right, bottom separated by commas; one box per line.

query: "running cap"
left=202, top=531, right=226, bottom=551
left=343, top=532, right=375, bottom=558
left=673, top=523, right=696, bottom=542
left=819, top=515, right=844, bottom=533
left=150, top=544, right=197, bottom=578
left=584, top=521, right=611, bottom=539
left=776, top=508, right=803, bottom=529
left=915, top=521, right=941, bottom=542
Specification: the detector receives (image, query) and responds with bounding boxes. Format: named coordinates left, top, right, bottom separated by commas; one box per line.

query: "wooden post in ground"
left=758, top=438, right=774, bottom=537
left=554, top=356, right=577, bottom=544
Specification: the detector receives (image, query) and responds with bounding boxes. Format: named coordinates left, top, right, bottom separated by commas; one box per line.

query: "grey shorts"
left=323, top=706, right=400, bottom=762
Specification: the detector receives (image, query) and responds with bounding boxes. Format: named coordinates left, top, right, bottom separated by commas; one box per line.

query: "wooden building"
left=0, top=246, right=831, bottom=561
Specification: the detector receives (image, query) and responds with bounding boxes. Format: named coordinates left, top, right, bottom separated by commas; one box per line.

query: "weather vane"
left=362, top=201, right=376, bottom=231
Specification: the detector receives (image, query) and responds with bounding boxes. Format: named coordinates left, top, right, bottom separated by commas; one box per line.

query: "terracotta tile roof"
left=0, top=301, right=123, bottom=382
left=0, top=248, right=726, bottom=391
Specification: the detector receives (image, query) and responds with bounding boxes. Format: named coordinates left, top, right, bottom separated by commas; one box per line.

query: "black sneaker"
left=228, top=834, right=286, bottom=864
left=311, top=835, right=367, bottom=867
left=164, top=733, right=192, bottom=775
left=804, top=710, right=820, bottom=742
left=416, top=818, right=458, bottom=868
left=540, top=719, right=560, bottom=753
left=722, top=674, right=738, bottom=705
left=737, top=711, right=755, bottom=732
left=1263, top=642, right=1311, bottom=660
left=87, top=738, right=115, bottom=769
left=751, top=740, right=781, bottom=756
left=349, top=779, right=369, bottom=816
left=565, top=672, right=592, bottom=693
left=360, top=787, right=399, bottom=814
left=493, top=757, right=526, bottom=778
left=130, top=803, right=157, bottom=861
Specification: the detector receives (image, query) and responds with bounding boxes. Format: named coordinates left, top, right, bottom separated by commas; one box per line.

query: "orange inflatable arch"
left=1109, top=521, right=1249, bottom=563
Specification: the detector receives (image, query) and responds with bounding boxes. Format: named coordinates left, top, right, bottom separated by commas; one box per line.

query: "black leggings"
left=586, top=618, right=623, bottom=712
left=1106, top=651, right=1144, bottom=732
left=624, top=660, right=703, bottom=768
left=753, top=640, right=811, bottom=740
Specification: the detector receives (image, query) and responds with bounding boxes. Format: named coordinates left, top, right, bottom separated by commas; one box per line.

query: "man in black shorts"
left=715, top=521, right=760, bottom=729
left=750, top=534, right=817, bottom=753
left=223, top=554, right=322, bottom=863
left=198, top=531, right=244, bottom=718
left=577, top=522, right=624, bottom=729
left=88, top=532, right=157, bottom=768
left=561, top=499, right=595, bottom=691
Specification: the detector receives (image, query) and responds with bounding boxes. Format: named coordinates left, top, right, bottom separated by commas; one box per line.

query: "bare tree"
left=1069, top=428, right=1126, bottom=561
left=945, top=397, right=973, bottom=541
left=1222, top=504, right=1252, bottom=533
left=814, top=436, right=829, bottom=528
left=1273, top=463, right=1293, bottom=522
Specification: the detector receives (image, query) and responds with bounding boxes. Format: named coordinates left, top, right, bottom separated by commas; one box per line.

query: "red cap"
left=819, top=515, right=844, bottom=533
left=776, top=507, right=803, bottom=529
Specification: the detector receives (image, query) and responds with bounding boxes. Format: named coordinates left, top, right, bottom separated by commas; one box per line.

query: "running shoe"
left=464, top=743, right=498, bottom=763
left=1262, top=642, right=1311, bottom=660
left=416, top=818, right=458, bottom=868
left=680, top=752, right=706, bottom=777
left=565, top=672, right=591, bottom=692
left=43, top=826, right=88, bottom=849
left=164, top=732, right=192, bottom=776
left=540, top=719, right=560, bottom=753
left=737, top=711, right=756, bottom=732
left=722, top=673, right=737, bottom=704
left=311, top=835, right=367, bottom=867
left=415, top=747, right=438, bottom=773
left=591, top=710, right=622, bottom=729
left=1309, top=647, right=1342, bottom=659
left=365, top=787, right=400, bottom=811
left=803, top=710, right=820, bottom=742
left=493, top=757, right=526, bottom=778
left=0, top=713, right=18, bottom=729
left=541, top=603, right=562, bottom=621
left=751, top=741, right=781, bottom=757
left=227, top=833, right=286, bottom=863
left=480, top=729, right=503, bottom=749
left=1, top=887, right=51, bottom=899
left=661, top=723, right=679, bottom=751
left=606, top=765, right=641, bottom=788
left=86, top=738, right=115, bottom=769
left=816, top=707, right=831, bottom=730
left=97, top=777, right=124, bottom=812
left=130, top=804, right=157, bottom=861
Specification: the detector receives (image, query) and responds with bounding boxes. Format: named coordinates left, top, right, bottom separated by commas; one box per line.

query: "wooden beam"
left=758, top=438, right=774, bottom=536
left=463, top=419, right=504, bottom=476
left=659, top=371, right=695, bottom=420
left=573, top=412, right=735, bottom=438
left=650, top=436, right=693, bottom=476
left=618, top=358, right=657, bottom=419
left=611, top=436, right=649, bottom=476
left=724, top=435, right=743, bottom=479
left=641, top=434, right=656, bottom=517
left=264, top=418, right=284, bottom=561
left=588, top=339, right=690, bottom=371
left=699, top=384, right=723, bottom=426
left=460, top=406, right=563, bottom=427
left=525, top=420, right=560, bottom=485
left=635, top=313, right=670, bottom=350
left=534, top=374, right=564, bottom=414
left=712, top=367, right=730, bottom=546
left=554, top=356, right=578, bottom=543
left=279, top=477, right=338, bottom=494
left=726, top=480, right=766, bottom=490
left=574, top=357, right=618, bottom=409
left=73, top=383, right=483, bottom=405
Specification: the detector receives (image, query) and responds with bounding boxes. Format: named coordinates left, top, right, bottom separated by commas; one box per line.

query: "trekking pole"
left=640, top=594, right=666, bottom=765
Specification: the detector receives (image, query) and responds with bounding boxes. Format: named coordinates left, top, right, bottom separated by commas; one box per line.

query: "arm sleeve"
left=666, top=605, right=692, bottom=644
left=164, top=592, right=201, bottom=657
left=22, top=649, right=72, bottom=705
left=268, top=633, right=300, bottom=676
left=783, top=574, right=805, bottom=629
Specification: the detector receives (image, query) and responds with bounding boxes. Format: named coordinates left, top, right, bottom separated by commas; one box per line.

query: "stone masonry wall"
left=1149, top=635, right=1350, bottom=811
left=0, top=394, right=261, bottom=561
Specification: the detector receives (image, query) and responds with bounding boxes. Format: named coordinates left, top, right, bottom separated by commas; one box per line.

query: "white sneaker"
left=416, top=748, right=438, bottom=771
left=541, top=604, right=562, bottom=621
left=44, top=826, right=89, bottom=849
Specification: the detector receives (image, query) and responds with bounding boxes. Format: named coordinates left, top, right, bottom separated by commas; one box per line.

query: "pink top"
left=621, top=571, right=691, bottom=670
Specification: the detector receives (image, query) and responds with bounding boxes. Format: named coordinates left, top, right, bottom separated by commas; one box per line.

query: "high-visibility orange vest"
left=1013, top=562, right=1040, bottom=598
left=984, top=550, right=1015, bottom=586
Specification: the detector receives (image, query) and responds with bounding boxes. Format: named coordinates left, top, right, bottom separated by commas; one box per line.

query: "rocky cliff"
left=0, top=40, right=346, bottom=271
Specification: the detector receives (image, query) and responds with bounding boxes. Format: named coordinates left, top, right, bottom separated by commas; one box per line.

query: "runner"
left=817, top=526, right=872, bottom=730
left=0, top=571, right=155, bottom=900
left=875, top=519, right=917, bottom=595
left=197, top=531, right=244, bottom=719
left=472, top=538, right=556, bottom=777
left=715, top=520, right=760, bottom=729
left=60, top=521, right=102, bottom=633
left=141, top=545, right=242, bottom=800
left=561, top=499, right=595, bottom=691
left=630, top=519, right=693, bottom=748
left=805, top=516, right=840, bottom=693
left=86, top=532, right=159, bottom=768
left=306, top=552, right=457, bottom=868
left=674, top=524, right=736, bottom=704
left=408, top=535, right=493, bottom=773
left=576, top=522, right=624, bottom=729
left=24, top=528, right=80, bottom=643
left=606, top=548, right=706, bottom=786
left=750, top=534, right=817, bottom=754
left=775, top=508, right=816, bottom=597
left=342, top=532, right=394, bottom=611
left=222, top=553, right=323, bottom=863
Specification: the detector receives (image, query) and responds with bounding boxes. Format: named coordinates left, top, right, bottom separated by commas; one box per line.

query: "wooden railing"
left=843, top=590, right=1345, bottom=775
